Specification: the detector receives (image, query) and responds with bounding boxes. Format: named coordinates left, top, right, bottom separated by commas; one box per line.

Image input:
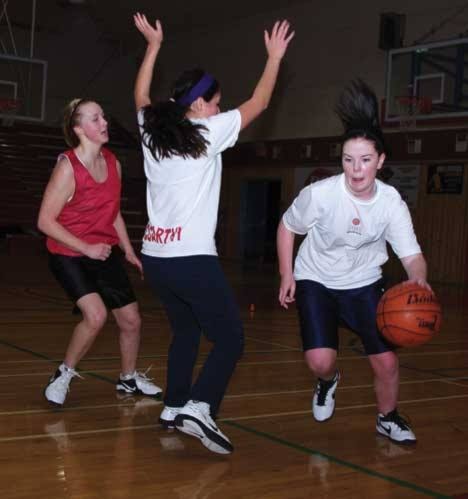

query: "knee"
left=83, top=307, right=107, bottom=332
left=119, top=309, right=141, bottom=336
left=372, top=352, right=399, bottom=379
left=304, top=350, right=336, bottom=376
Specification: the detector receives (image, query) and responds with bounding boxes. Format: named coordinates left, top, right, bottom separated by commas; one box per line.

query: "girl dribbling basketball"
left=277, top=80, right=431, bottom=445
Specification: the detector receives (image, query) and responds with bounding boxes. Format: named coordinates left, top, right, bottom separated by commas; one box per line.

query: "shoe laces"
left=316, top=372, right=338, bottom=405
left=188, top=400, right=212, bottom=419
left=163, top=406, right=181, bottom=417
left=60, top=365, right=83, bottom=380
left=57, top=366, right=83, bottom=391
left=382, top=410, right=411, bottom=431
left=134, top=366, right=154, bottom=383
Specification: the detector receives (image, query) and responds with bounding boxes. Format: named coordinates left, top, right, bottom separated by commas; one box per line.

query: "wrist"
left=146, top=43, right=161, bottom=54
left=81, top=242, right=90, bottom=256
left=266, top=55, right=282, bottom=64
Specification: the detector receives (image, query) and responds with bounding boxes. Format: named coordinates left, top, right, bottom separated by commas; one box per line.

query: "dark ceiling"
left=5, top=0, right=300, bottom=49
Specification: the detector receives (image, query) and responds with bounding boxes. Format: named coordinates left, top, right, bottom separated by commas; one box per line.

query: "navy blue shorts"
left=295, top=279, right=394, bottom=355
left=48, top=248, right=136, bottom=310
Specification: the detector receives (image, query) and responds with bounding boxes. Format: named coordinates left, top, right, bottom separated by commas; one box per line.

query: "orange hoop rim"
left=0, top=98, right=19, bottom=112
left=396, top=95, right=433, bottom=114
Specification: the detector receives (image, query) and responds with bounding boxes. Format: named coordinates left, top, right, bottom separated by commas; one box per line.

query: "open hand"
left=134, top=12, right=163, bottom=48
left=403, top=278, right=433, bottom=292
left=279, top=273, right=296, bottom=309
left=125, top=251, right=144, bottom=279
left=265, top=20, right=295, bottom=60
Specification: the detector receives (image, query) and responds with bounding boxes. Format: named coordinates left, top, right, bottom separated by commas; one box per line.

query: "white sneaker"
left=44, top=364, right=82, bottom=406
left=376, top=409, right=417, bottom=445
left=174, top=400, right=233, bottom=454
left=312, top=371, right=340, bottom=422
left=116, top=367, right=162, bottom=397
left=159, top=405, right=183, bottom=429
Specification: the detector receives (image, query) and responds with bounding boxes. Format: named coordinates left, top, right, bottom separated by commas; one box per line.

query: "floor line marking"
left=0, top=421, right=448, bottom=497
left=221, top=394, right=468, bottom=422
left=0, top=401, right=161, bottom=417
left=224, top=421, right=450, bottom=499
left=0, top=424, right=156, bottom=443
left=244, top=335, right=300, bottom=350
left=1, top=392, right=467, bottom=419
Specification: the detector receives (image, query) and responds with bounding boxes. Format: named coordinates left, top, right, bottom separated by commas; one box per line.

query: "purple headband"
left=176, top=74, right=216, bottom=107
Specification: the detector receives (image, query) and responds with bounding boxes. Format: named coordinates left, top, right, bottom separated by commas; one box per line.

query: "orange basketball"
left=376, top=283, right=442, bottom=347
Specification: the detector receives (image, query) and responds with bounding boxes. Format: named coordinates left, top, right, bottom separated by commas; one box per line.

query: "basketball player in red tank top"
left=38, top=98, right=162, bottom=406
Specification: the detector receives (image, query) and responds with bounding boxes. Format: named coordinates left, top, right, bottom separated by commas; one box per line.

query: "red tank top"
left=47, top=148, right=121, bottom=256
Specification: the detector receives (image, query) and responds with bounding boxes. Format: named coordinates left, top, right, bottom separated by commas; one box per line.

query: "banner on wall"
left=427, top=164, right=463, bottom=194
left=378, top=164, right=420, bottom=209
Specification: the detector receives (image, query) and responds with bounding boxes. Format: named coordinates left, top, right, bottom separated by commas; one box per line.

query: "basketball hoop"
left=0, top=98, right=19, bottom=126
left=395, top=96, right=432, bottom=131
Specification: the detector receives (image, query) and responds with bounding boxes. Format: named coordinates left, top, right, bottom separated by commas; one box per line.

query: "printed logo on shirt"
left=346, top=218, right=362, bottom=236
left=143, top=224, right=182, bottom=244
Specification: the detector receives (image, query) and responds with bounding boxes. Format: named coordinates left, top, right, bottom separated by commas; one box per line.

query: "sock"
left=121, top=371, right=136, bottom=380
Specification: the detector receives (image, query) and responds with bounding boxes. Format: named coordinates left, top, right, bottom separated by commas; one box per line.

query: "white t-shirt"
left=138, top=109, right=241, bottom=257
left=282, top=173, right=421, bottom=289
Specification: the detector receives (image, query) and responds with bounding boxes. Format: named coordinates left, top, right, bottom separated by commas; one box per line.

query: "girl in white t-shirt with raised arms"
left=133, top=12, right=293, bottom=454
left=277, top=80, right=431, bottom=446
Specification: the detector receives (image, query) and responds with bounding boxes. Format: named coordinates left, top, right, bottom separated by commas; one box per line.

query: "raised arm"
left=238, top=20, right=294, bottom=131
left=133, top=13, right=164, bottom=111
left=277, top=220, right=296, bottom=309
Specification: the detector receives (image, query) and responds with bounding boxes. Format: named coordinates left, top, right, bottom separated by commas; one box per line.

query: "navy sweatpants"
left=142, top=255, right=244, bottom=417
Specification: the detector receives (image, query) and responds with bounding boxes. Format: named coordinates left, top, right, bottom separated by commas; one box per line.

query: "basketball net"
left=0, top=98, right=19, bottom=126
left=395, top=96, right=432, bottom=132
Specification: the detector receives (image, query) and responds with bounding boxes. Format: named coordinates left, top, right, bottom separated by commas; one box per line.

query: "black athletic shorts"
left=48, top=248, right=136, bottom=310
left=295, top=279, right=394, bottom=355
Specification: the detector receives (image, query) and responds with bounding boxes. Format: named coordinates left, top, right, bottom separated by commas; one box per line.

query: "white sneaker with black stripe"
left=44, top=363, right=82, bottom=406
left=312, top=371, right=340, bottom=422
left=116, top=368, right=162, bottom=397
left=159, top=406, right=183, bottom=429
left=376, top=409, right=417, bottom=445
left=174, top=400, right=233, bottom=454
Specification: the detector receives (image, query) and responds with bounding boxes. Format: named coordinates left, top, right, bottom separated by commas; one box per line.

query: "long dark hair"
left=140, top=68, right=220, bottom=161
left=335, top=79, right=385, bottom=154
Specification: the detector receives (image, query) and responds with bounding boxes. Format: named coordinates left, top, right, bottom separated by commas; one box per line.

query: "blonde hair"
left=62, top=98, right=91, bottom=148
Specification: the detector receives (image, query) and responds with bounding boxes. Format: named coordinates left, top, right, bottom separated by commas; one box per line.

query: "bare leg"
left=112, top=302, right=141, bottom=375
left=304, top=348, right=337, bottom=380
left=368, top=351, right=399, bottom=414
left=64, top=293, right=107, bottom=368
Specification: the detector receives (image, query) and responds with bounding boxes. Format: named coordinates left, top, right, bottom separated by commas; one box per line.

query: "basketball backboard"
left=383, top=37, right=468, bottom=128
left=0, top=54, right=47, bottom=122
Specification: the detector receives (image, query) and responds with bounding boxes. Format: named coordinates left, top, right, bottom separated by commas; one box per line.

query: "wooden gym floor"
left=0, top=252, right=467, bottom=499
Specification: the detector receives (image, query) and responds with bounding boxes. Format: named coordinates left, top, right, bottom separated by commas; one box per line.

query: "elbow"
left=37, top=213, right=51, bottom=235
left=37, top=215, right=46, bottom=234
left=258, top=97, right=269, bottom=113
left=135, top=93, right=151, bottom=111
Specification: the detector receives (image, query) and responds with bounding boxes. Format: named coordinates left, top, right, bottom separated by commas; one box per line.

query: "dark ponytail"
left=335, top=79, right=386, bottom=154
left=140, top=68, right=220, bottom=161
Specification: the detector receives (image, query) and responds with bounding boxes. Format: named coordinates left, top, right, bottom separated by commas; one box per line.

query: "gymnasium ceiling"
left=6, top=0, right=298, bottom=50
